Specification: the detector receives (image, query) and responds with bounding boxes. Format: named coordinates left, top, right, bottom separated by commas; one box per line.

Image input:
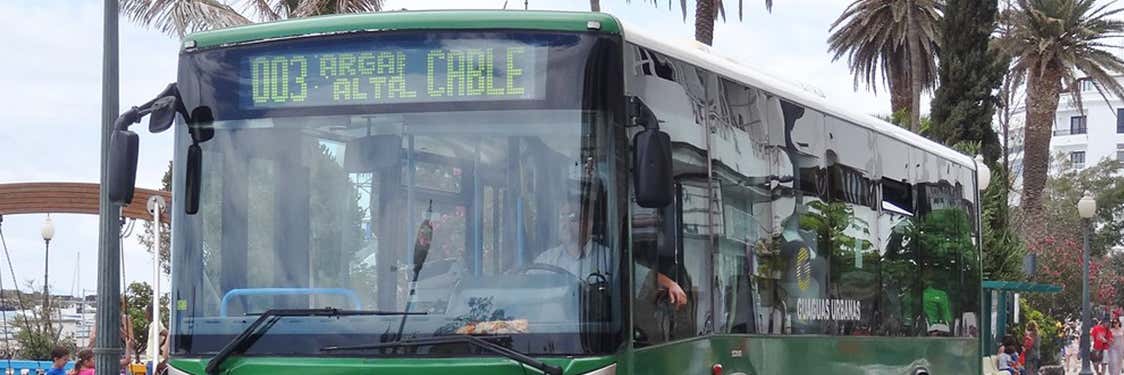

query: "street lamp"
left=40, top=215, right=54, bottom=322
left=1079, top=192, right=1097, bottom=375
left=975, top=155, right=991, bottom=191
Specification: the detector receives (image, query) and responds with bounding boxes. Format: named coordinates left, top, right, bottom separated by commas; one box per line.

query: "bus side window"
left=711, top=79, right=771, bottom=334
left=631, top=179, right=709, bottom=346
left=913, top=160, right=977, bottom=337
left=628, top=44, right=714, bottom=347
left=956, top=165, right=981, bottom=338
left=822, top=116, right=881, bottom=336
left=878, top=137, right=921, bottom=337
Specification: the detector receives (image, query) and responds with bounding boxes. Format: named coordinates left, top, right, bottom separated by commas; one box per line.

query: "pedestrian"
left=71, top=349, right=94, bottom=375
left=1093, top=318, right=1113, bottom=375
left=1007, top=336, right=1025, bottom=375
left=1022, top=321, right=1041, bottom=375
left=145, top=305, right=169, bottom=375
left=46, top=346, right=69, bottom=375
left=1110, top=318, right=1124, bottom=375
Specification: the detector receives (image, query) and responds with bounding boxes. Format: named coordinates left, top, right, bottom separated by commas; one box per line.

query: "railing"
left=1054, top=128, right=1087, bottom=136
left=0, top=360, right=73, bottom=375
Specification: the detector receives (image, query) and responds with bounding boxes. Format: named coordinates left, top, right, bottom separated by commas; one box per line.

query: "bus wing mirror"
left=148, top=96, right=179, bottom=133
left=183, top=106, right=212, bottom=215
left=633, top=128, right=673, bottom=208
left=108, top=129, right=140, bottom=205
left=630, top=98, right=673, bottom=208
left=189, top=107, right=215, bottom=143
left=185, top=144, right=202, bottom=215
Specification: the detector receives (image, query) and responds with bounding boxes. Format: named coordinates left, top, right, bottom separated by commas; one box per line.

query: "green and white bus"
left=110, top=10, right=986, bottom=375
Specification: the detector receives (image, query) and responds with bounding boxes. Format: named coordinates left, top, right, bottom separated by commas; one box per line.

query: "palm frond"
left=244, top=0, right=281, bottom=22
left=714, top=0, right=772, bottom=21
left=623, top=0, right=688, bottom=21
left=625, top=0, right=770, bottom=23
left=1072, top=51, right=1124, bottom=115
left=121, top=0, right=252, bottom=37
left=1002, top=0, right=1124, bottom=102
left=1003, top=0, right=1124, bottom=217
left=291, top=0, right=382, bottom=17
left=827, top=0, right=942, bottom=92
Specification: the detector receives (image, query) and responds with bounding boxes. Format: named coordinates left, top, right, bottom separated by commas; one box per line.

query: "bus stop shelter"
left=982, top=280, right=1062, bottom=354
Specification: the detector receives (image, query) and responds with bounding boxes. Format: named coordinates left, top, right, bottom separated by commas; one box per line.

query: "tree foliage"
left=120, top=0, right=386, bottom=38
left=10, top=281, right=71, bottom=360
left=947, top=140, right=1027, bottom=283
left=928, top=0, right=1007, bottom=164
left=828, top=0, right=941, bottom=131
left=124, top=282, right=169, bottom=358
left=997, top=0, right=1124, bottom=241
left=980, top=166, right=1024, bottom=282
left=1014, top=299, right=1064, bottom=365
left=13, top=318, right=72, bottom=361
left=1041, top=158, right=1124, bottom=257
left=1026, top=235, right=1120, bottom=320
left=138, top=161, right=172, bottom=275
left=1109, top=252, right=1124, bottom=308
left=1024, top=158, right=1124, bottom=319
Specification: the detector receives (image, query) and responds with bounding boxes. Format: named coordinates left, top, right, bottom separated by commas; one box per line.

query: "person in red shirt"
left=1020, top=321, right=1041, bottom=375
left=1092, top=318, right=1113, bottom=375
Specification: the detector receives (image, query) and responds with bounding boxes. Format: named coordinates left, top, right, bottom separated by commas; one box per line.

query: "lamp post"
left=1079, top=192, right=1097, bottom=375
left=975, top=155, right=991, bottom=191
left=40, top=215, right=54, bottom=332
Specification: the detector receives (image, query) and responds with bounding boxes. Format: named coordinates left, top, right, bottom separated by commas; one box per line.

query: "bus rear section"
left=620, top=31, right=983, bottom=374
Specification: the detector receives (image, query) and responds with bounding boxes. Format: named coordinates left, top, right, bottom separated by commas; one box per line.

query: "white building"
left=0, top=299, right=96, bottom=353
left=1003, top=77, right=1124, bottom=200
left=55, top=301, right=95, bottom=346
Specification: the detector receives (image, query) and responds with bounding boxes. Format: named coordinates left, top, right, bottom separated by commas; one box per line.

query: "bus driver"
left=534, top=199, right=688, bottom=308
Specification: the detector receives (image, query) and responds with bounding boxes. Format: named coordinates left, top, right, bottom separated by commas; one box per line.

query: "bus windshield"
left=170, top=31, right=625, bottom=357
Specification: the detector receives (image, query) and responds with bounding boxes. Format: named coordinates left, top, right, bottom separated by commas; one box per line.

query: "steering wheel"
left=510, top=263, right=579, bottom=280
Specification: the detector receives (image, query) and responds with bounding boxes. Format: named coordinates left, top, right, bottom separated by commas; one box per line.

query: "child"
left=73, top=349, right=94, bottom=375
left=1000, top=335, right=1023, bottom=375
left=998, top=344, right=1020, bottom=375
left=45, top=346, right=69, bottom=375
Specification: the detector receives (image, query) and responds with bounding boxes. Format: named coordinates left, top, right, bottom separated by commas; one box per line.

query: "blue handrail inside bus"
left=220, top=288, right=362, bottom=317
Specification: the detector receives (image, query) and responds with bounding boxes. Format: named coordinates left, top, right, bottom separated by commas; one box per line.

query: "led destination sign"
left=242, top=41, right=547, bottom=109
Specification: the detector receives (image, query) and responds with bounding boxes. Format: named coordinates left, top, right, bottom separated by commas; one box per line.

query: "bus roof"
left=179, top=10, right=974, bottom=170
left=182, top=10, right=621, bottom=50
left=618, top=22, right=978, bottom=170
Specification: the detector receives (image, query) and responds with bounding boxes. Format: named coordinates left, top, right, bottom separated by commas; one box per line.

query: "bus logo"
left=796, top=247, right=811, bottom=291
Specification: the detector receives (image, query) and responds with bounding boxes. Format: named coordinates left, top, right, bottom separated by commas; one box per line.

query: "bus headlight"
left=582, top=363, right=616, bottom=375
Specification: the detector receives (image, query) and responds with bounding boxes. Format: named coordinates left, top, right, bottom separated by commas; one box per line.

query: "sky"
left=0, top=0, right=906, bottom=297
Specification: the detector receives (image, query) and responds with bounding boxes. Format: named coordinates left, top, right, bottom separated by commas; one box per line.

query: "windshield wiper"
left=205, top=308, right=426, bottom=375
left=321, top=335, right=563, bottom=375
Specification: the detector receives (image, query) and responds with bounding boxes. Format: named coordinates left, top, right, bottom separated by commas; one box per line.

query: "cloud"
left=1, top=0, right=179, bottom=294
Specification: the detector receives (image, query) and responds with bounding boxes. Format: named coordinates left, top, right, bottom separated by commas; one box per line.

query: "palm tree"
left=694, top=0, right=773, bottom=45
left=998, top=0, right=1124, bottom=239
left=624, top=1, right=772, bottom=45
left=827, top=0, right=941, bottom=132
left=120, top=0, right=384, bottom=38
